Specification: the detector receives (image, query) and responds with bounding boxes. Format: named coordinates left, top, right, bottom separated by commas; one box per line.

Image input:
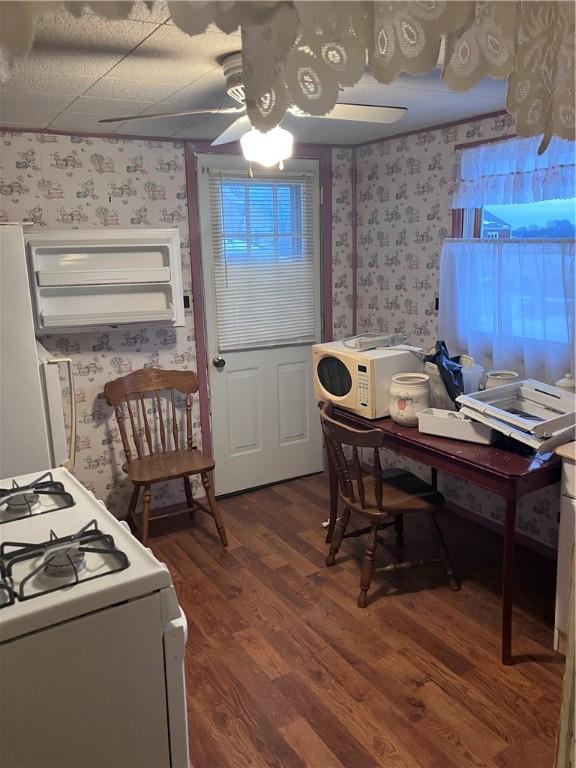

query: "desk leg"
left=431, top=468, right=438, bottom=490
left=502, top=488, right=517, bottom=665
left=326, top=442, right=338, bottom=544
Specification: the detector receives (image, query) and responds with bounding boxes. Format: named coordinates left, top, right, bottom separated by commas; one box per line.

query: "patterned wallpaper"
left=331, top=147, right=354, bottom=340
left=355, top=112, right=516, bottom=347
left=0, top=133, right=351, bottom=519
left=0, top=125, right=560, bottom=547
left=0, top=130, right=198, bottom=516
left=354, top=113, right=560, bottom=549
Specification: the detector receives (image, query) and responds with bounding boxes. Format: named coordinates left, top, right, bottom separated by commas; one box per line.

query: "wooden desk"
left=325, top=407, right=562, bottom=665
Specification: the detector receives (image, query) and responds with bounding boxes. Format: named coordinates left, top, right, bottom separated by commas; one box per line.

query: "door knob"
left=212, top=355, right=226, bottom=369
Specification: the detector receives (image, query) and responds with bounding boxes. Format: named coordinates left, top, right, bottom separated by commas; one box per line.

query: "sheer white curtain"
left=439, top=239, right=575, bottom=384
left=453, top=136, right=575, bottom=207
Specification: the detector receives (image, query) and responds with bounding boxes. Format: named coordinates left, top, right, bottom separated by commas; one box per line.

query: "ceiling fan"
left=99, top=52, right=407, bottom=145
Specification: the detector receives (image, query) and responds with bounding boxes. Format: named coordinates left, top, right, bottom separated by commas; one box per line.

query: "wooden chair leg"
left=141, top=485, right=152, bottom=546
left=183, top=475, right=194, bottom=514
left=126, top=485, right=140, bottom=528
left=358, top=521, right=379, bottom=608
left=431, top=511, right=460, bottom=591
left=326, top=507, right=350, bottom=566
left=201, top=472, right=228, bottom=547
left=394, top=513, right=405, bottom=547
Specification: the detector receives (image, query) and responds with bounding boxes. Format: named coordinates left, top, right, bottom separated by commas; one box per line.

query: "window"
left=462, top=198, right=576, bottom=239
left=481, top=199, right=576, bottom=239
left=198, top=158, right=321, bottom=352
left=220, top=180, right=304, bottom=261
left=441, top=136, right=575, bottom=383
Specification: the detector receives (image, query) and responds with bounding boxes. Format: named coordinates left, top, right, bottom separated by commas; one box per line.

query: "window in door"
left=205, top=167, right=320, bottom=352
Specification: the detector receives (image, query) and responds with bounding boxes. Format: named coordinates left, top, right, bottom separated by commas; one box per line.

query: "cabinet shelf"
left=41, top=309, right=174, bottom=328
left=37, top=267, right=171, bottom=287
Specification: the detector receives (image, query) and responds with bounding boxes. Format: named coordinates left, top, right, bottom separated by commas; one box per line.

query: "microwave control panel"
left=357, top=364, right=369, bottom=409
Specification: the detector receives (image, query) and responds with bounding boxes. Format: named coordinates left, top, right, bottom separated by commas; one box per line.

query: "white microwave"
left=312, top=340, right=422, bottom=419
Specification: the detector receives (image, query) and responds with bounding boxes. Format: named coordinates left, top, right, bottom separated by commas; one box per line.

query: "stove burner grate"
left=0, top=472, right=75, bottom=523
left=0, top=576, right=15, bottom=609
left=1, top=519, right=130, bottom=602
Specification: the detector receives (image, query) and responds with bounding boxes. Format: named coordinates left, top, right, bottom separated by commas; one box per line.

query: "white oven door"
left=0, top=593, right=175, bottom=768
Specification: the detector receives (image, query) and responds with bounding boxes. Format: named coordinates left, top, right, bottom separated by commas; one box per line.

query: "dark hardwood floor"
left=151, top=473, right=564, bottom=768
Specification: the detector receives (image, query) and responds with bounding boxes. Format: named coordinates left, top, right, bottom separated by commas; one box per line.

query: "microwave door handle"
left=47, top=357, right=76, bottom=470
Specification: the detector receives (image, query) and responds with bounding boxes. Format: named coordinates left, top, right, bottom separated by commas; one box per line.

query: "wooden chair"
left=103, top=368, right=227, bottom=547
left=320, top=401, right=459, bottom=607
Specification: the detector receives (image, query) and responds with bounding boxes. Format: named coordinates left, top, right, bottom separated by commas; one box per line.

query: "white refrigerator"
left=0, top=224, right=75, bottom=477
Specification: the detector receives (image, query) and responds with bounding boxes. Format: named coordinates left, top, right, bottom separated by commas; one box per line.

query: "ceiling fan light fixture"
left=240, top=126, right=293, bottom=168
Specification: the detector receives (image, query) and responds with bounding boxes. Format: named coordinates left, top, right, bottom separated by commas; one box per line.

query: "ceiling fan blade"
left=211, top=115, right=251, bottom=146
left=99, top=106, right=244, bottom=125
left=289, top=103, right=407, bottom=124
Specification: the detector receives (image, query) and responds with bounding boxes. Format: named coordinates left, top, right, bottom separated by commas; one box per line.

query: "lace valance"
left=454, top=136, right=576, bottom=207
left=0, top=1, right=574, bottom=151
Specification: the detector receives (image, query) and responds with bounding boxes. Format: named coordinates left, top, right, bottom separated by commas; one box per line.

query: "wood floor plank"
left=420, top=680, right=509, bottom=760
left=394, top=644, right=534, bottom=746
left=494, top=738, right=556, bottom=768
left=184, top=699, right=233, bottom=768
left=176, top=532, right=244, bottom=600
left=462, top=666, right=561, bottom=743
left=191, top=651, right=305, bottom=768
left=378, top=602, right=475, bottom=676
left=279, top=717, right=346, bottom=768
left=168, top=539, right=248, bottom=636
left=233, top=625, right=293, bottom=680
left=150, top=472, right=562, bottom=768
left=255, top=529, right=322, bottom=577
left=218, top=643, right=300, bottom=728
left=275, top=673, right=389, bottom=768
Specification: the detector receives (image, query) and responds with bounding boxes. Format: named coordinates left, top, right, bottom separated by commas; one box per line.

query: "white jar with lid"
left=555, top=373, right=576, bottom=392
left=482, top=370, right=520, bottom=389
left=389, top=373, right=431, bottom=426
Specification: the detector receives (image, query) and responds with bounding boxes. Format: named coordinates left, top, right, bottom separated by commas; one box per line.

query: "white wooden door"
left=197, top=155, right=323, bottom=495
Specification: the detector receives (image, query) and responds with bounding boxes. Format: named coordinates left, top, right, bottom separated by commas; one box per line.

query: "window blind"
left=206, top=170, right=319, bottom=352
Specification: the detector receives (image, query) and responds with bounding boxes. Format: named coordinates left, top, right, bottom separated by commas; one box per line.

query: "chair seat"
left=342, top=469, right=443, bottom=516
left=122, top=449, right=215, bottom=484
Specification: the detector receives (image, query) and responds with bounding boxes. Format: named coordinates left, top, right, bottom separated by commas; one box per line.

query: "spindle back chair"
left=104, top=368, right=227, bottom=547
left=320, top=401, right=459, bottom=607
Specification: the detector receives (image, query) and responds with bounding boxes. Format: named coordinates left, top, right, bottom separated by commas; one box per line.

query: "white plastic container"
left=417, top=408, right=497, bottom=445
left=424, top=363, right=456, bottom=410
left=461, top=364, right=484, bottom=394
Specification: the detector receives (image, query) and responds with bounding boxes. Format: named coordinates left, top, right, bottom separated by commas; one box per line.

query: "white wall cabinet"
left=26, top=229, right=185, bottom=333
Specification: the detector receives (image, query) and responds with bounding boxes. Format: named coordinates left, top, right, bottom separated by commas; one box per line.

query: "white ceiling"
left=0, top=2, right=508, bottom=144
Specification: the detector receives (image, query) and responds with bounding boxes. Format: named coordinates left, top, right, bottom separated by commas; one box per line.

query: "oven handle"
left=47, top=356, right=76, bottom=471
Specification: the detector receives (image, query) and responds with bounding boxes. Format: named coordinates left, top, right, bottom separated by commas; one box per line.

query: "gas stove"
left=0, top=467, right=172, bottom=643
left=0, top=466, right=189, bottom=768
